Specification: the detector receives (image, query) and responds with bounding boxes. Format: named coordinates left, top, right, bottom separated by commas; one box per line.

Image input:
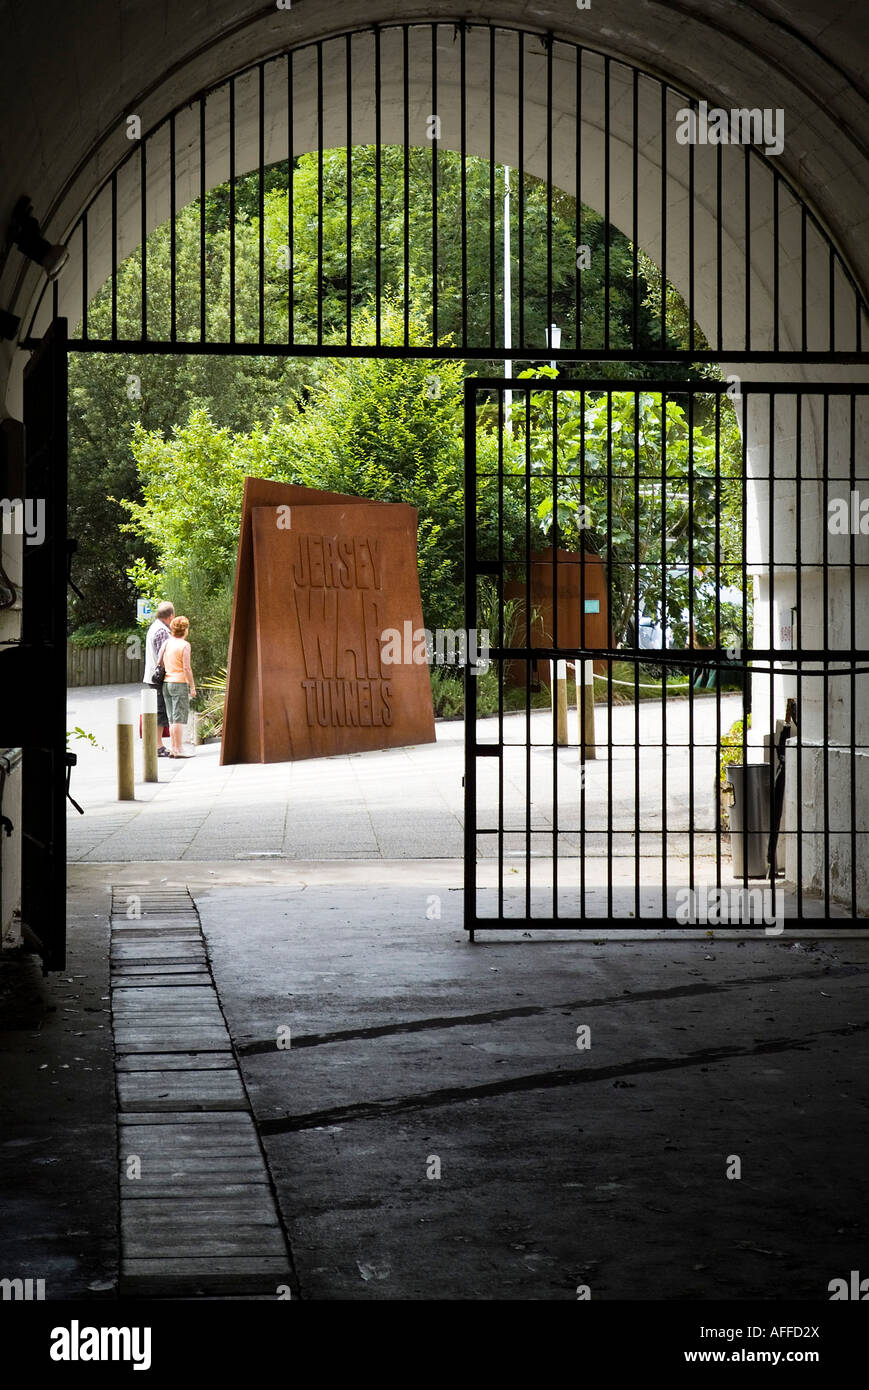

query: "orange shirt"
left=163, top=637, right=190, bottom=683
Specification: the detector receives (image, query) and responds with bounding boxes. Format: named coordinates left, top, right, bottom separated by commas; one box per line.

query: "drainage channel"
left=110, top=886, right=294, bottom=1297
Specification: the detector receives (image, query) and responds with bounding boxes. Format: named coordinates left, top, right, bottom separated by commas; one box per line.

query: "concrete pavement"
left=66, top=683, right=743, bottom=866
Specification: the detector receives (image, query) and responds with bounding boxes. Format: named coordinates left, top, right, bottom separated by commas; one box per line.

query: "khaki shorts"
left=164, top=682, right=190, bottom=724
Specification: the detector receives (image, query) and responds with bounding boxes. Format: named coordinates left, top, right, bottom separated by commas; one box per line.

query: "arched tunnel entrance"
left=9, top=22, right=867, bottom=963
left=1, top=9, right=869, bottom=1315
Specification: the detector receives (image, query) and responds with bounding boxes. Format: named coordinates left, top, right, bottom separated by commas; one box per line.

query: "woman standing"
left=162, top=615, right=197, bottom=758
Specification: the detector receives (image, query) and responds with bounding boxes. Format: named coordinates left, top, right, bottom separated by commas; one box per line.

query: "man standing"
left=143, top=601, right=174, bottom=758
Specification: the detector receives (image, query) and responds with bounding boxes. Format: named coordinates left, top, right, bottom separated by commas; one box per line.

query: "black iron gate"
left=7, top=21, right=867, bottom=958
left=464, top=377, right=869, bottom=937
left=0, top=320, right=69, bottom=970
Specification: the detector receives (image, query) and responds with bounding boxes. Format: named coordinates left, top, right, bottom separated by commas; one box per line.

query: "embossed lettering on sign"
left=291, top=532, right=393, bottom=727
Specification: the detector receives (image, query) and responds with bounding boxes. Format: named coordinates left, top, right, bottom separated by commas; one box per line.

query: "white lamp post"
left=547, top=322, right=561, bottom=371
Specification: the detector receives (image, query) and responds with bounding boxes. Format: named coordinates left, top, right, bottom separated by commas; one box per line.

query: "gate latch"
left=65, top=751, right=84, bottom=815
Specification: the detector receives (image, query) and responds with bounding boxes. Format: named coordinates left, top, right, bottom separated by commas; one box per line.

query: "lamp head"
left=9, top=196, right=69, bottom=281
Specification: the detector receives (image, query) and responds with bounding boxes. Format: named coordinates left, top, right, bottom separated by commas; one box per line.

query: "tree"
left=508, top=377, right=744, bottom=648
left=68, top=180, right=317, bottom=628
left=264, top=147, right=664, bottom=355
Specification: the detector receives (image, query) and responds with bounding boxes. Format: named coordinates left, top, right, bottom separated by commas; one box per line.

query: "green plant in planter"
left=718, top=713, right=751, bottom=832
left=196, top=668, right=228, bottom=741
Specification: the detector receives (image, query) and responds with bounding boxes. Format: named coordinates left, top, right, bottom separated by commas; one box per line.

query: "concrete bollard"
left=141, top=686, right=158, bottom=783
left=117, top=697, right=136, bottom=801
left=551, top=659, right=569, bottom=747
left=579, top=659, right=596, bottom=761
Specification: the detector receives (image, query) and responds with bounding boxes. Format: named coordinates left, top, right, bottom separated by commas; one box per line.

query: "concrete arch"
left=0, top=5, right=867, bottom=917
left=17, top=24, right=867, bottom=379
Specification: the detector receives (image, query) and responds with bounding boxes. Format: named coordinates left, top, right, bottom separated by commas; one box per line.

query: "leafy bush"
left=160, top=568, right=235, bottom=689
left=195, top=668, right=228, bottom=740
left=719, top=714, right=752, bottom=787
left=68, top=624, right=138, bottom=648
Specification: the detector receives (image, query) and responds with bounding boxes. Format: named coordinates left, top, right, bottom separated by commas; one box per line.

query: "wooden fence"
left=67, top=643, right=142, bottom=687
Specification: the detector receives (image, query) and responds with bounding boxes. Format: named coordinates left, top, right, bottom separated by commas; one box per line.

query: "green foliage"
left=283, top=303, right=466, bottom=630
left=66, top=726, right=102, bottom=750
left=263, top=149, right=663, bottom=355
left=719, top=715, right=752, bottom=787
left=160, top=570, right=235, bottom=696
left=119, top=408, right=300, bottom=594
left=68, top=189, right=317, bottom=629
left=512, top=377, right=745, bottom=647
left=67, top=624, right=138, bottom=648
left=195, top=668, right=229, bottom=741
left=73, top=144, right=720, bottom=655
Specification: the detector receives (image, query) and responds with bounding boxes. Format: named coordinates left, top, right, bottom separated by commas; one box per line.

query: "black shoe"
left=157, top=747, right=170, bottom=758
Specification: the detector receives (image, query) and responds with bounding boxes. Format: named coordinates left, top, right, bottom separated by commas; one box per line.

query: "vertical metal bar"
left=606, top=390, right=613, bottom=916
left=603, top=55, right=611, bottom=351
left=795, top=393, right=803, bottom=921
left=744, top=146, right=751, bottom=352
left=463, top=382, right=479, bottom=938
left=489, top=26, right=496, bottom=353
left=498, top=389, right=505, bottom=921
left=579, top=389, right=587, bottom=921
left=347, top=34, right=353, bottom=348
left=849, top=392, right=857, bottom=918
left=687, top=389, right=695, bottom=896
left=140, top=137, right=147, bottom=339
left=547, top=37, right=554, bottom=351
left=822, top=393, right=830, bottom=916
left=287, top=51, right=294, bottom=345
left=660, top=86, right=667, bottom=348
left=660, top=389, right=668, bottom=909
left=575, top=48, right=582, bottom=352
left=259, top=65, right=266, bottom=346
left=517, top=32, right=525, bottom=352
left=716, top=140, right=723, bottom=352
left=687, top=127, right=695, bottom=351
left=829, top=246, right=836, bottom=352
left=633, top=388, right=641, bottom=919
left=430, top=23, right=437, bottom=348
left=111, top=172, right=118, bottom=342
left=170, top=111, right=177, bottom=342
left=229, top=76, right=236, bottom=345
left=801, top=206, right=808, bottom=352
left=525, top=383, right=532, bottom=922
left=317, top=43, right=324, bottom=347
left=81, top=212, right=88, bottom=340
left=403, top=26, right=410, bottom=347
left=632, top=67, right=639, bottom=350
left=200, top=96, right=206, bottom=342
left=773, top=173, right=780, bottom=354
left=767, top=393, right=776, bottom=918
left=740, top=391, right=749, bottom=897
left=460, top=22, right=468, bottom=351
left=552, top=388, right=559, bottom=919
left=714, top=390, right=722, bottom=895
left=373, top=27, right=382, bottom=345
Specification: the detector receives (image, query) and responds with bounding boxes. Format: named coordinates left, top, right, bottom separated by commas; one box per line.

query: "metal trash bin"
left=726, top=764, right=773, bottom=878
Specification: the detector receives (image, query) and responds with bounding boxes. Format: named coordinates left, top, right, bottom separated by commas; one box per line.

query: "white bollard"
left=551, top=658, right=569, bottom=746
left=580, top=659, right=596, bottom=761
left=117, top=697, right=136, bottom=801
left=141, top=686, right=158, bottom=783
